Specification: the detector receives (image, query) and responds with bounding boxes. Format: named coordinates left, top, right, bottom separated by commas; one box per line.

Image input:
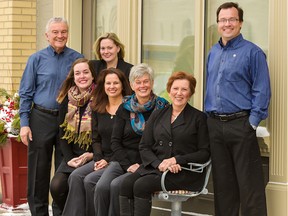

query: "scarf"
left=123, top=92, right=168, bottom=135
left=60, top=83, right=95, bottom=150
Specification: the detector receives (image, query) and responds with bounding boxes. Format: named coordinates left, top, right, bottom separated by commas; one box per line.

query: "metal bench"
left=153, top=160, right=212, bottom=216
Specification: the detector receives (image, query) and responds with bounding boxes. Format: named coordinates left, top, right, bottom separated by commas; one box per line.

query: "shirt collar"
left=48, top=45, right=67, bottom=56
left=218, top=34, right=243, bottom=48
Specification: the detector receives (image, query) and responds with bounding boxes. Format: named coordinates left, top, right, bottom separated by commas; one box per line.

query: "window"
left=142, top=0, right=195, bottom=102
left=205, top=0, right=269, bottom=56
left=82, top=0, right=117, bottom=59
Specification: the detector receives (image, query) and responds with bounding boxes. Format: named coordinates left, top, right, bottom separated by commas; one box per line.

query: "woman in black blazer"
left=90, top=32, right=133, bottom=80
left=119, top=71, right=210, bottom=216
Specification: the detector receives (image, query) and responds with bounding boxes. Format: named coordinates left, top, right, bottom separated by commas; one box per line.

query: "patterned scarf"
left=60, top=83, right=95, bottom=150
left=123, top=92, right=168, bottom=135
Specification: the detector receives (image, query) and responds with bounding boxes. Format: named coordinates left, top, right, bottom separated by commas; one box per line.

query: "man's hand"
left=20, top=126, right=32, bottom=146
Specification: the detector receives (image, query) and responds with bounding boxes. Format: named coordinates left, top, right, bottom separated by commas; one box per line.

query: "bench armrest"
left=160, top=159, right=212, bottom=195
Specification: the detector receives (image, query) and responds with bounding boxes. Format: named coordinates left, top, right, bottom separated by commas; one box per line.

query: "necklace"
left=171, top=114, right=178, bottom=123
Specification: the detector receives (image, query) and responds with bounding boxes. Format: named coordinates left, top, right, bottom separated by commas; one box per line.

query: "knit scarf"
left=123, top=92, right=168, bottom=135
left=60, top=83, right=95, bottom=150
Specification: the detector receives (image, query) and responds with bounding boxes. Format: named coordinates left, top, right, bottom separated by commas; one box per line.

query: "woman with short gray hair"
left=129, top=63, right=154, bottom=84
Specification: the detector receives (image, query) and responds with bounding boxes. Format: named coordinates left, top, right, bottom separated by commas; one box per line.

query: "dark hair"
left=57, top=58, right=97, bottom=103
left=216, top=2, right=244, bottom=23
left=91, top=68, right=132, bottom=113
left=93, top=32, right=125, bottom=60
left=166, top=71, right=197, bottom=96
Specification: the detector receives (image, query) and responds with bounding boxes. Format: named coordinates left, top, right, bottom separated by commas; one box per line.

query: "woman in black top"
left=119, top=72, right=210, bottom=216
left=93, top=63, right=169, bottom=216
left=91, top=32, right=133, bottom=80
left=62, top=68, right=132, bottom=216
left=50, top=58, right=97, bottom=212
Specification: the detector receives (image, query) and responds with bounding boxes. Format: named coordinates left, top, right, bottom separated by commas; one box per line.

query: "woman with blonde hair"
left=91, top=32, right=133, bottom=79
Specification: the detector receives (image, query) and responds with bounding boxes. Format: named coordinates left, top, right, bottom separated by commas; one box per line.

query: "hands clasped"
left=158, top=157, right=181, bottom=173
left=68, top=152, right=93, bottom=168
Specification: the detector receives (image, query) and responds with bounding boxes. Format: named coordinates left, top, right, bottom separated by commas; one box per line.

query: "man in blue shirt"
left=19, top=17, right=83, bottom=216
left=205, top=2, right=270, bottom=216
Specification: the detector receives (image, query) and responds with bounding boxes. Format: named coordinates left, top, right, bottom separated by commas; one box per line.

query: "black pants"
left=27, top=108, right=62, bottom=216
left=120, top=169, right=203, bottom=199
left=207, top=116, right=267, bottom=216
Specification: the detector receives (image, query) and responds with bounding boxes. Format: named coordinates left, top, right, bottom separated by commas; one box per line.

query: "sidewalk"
left=0, top=203, right=52, bottom=216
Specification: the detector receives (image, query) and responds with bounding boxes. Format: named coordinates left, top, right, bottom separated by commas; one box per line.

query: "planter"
left=0, top=137, right=27, bottom=207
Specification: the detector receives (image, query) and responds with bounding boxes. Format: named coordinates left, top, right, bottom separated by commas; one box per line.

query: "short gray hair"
left=45, top=17, right=69, bottom=33
left=129, top=63, right=154, bottom=84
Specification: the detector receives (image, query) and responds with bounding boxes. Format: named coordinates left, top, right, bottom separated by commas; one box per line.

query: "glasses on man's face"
left=217, top=18, right=239, bottom=24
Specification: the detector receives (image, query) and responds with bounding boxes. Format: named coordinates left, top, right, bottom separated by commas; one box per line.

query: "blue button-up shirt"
left=19, top=45, right=84, bottom=127
left=205, top=34, right=271, bottom=126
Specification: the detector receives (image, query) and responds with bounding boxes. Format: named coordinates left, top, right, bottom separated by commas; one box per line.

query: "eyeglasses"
left=217, top=18, right=239, bottom=24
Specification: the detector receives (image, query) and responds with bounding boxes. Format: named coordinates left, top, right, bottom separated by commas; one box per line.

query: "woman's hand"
left=94, top=159, right=108, bottom=171
left=167, top=164, right=182, bottom=173
left=78, top=152, right=93, bottom=163
left=158, top=157, right=177, bottom=172
left=127, top=163, right=140, bottom=173
left=67, top=152, right=93, bottom=168
left=67, top=157, right=84, bottom=168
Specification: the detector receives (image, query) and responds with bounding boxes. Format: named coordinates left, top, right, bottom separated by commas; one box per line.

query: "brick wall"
left=0, top=0, right=36, bottom=94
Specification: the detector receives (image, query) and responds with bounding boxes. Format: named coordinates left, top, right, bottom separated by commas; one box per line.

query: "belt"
left=208, top=111, right=249, bottom=122
left=34, top=104, right=59, bottom=116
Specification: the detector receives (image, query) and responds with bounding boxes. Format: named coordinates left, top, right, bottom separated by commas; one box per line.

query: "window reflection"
left=142, top=0, right=195, bottom=101
left=95, top=0, right=117, bottom=38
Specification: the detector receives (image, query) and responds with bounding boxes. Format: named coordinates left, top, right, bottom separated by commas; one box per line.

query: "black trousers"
left=207, top=116, right=267, bottom=216
left=27, top=108, right=62, bottom=216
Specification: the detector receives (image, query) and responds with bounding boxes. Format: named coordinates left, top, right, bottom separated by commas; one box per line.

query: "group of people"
left=18, top=2, right=270, bottom=216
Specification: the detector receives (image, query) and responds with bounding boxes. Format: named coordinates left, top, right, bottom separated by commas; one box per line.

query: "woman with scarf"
left=50, top=58, right=96, bottom=212
left=93, top=63, right=169, bottom=216
left=62, top=68, right=132, bottom=216
left=119, top=71, right=210, bottom=216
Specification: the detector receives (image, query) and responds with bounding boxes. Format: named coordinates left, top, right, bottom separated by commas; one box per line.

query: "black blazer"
left=137, top=104, right=210, bottom=190
left=90, top=58, right=133, bottom=80
left=139, top=103, right=210, bottom=172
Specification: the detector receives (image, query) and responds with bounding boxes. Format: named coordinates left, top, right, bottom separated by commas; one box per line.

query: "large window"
left=205, top=0, right=269, bottom=56
left=82, top=0, right=117, bottom=59
left=142, top=0, right=195, bottom=101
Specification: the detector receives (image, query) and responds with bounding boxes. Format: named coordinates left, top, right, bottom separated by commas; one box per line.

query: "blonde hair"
left=93, top=32, right=125, bottom=60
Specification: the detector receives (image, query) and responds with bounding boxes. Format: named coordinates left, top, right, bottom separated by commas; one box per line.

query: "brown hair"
left=216, top=2, right=244, bottom=23
left=166, top=71, right=196, bottom=96
left=93, top=32, right=125, bottom=60
left=57, top=58, right=97, bottom=103
left=91, top=68, right=132, bottom=113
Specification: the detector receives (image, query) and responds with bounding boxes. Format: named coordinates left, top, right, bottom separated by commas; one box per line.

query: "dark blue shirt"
left=205, top=34, right=271, bottom=126
left=19, top=45, right=84, bottom=127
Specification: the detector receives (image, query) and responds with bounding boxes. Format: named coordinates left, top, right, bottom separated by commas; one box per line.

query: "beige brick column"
left=0, top=0, right=36, bottom=93
left=266, top=0, right=288, bottom=215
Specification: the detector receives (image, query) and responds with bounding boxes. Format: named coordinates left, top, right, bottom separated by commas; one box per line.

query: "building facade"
left=0, top=0, right=287, bottom=215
